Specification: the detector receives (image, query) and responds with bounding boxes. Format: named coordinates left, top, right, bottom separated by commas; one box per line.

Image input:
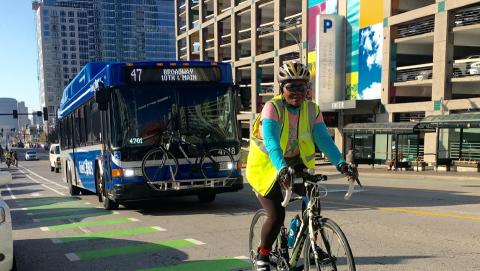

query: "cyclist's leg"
left=257, top=182, right=285, bottom=251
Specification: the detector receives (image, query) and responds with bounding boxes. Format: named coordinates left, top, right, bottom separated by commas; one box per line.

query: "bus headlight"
left=123, top=169, right=135, bottom=177
left=219, top=162, right=234, bottom=171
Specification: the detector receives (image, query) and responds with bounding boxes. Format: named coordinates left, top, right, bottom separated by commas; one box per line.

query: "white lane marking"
left=27, top=213, right=33, bottom=216
left=78, top=226, right=91, bottom=234
left=152, top=226, right=166, bottom=231
left=234, top=256, right=250, bottom=260
left=113, top=211, right=120, bottom=215
left=128, top=218, right=140, bottom=222
left=185, top=238, right=205, bottom=245
left=19, top=165, right=68, bottom=189
left=19, top=170, right=66, bottom=196
left=65, top=253, right=80, bottom=262
left=85, top=202, right=92, bottom=205
left=40, top=227, right=50, bottom=232
left=30, top=193, right=41, bottom=197
left=5, top=185, right=17, bottom=199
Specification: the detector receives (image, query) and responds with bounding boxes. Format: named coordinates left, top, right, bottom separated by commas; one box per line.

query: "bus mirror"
left=94, top=80, right=110, bottom=110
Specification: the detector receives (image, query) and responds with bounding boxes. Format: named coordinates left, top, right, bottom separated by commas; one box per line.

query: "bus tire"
left=100, top=175, right=119, bottom=210
left=198, top=190, right=216, bottom=203
left=102, top=192, right=119, bottom=210
left=67, top=165, right=80, bottom=196
left=95, top=165, right=103, bottom=203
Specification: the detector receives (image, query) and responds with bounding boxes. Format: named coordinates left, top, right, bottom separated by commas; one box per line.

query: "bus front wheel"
left=95, top=164, right=119, bottom=210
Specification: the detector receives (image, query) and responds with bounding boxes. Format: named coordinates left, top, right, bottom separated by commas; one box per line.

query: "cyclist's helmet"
left=278, top=60, right=310, bottom=84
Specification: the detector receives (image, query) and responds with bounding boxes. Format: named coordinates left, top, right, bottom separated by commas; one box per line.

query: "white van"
left=49, top=144, right=61, bottom=173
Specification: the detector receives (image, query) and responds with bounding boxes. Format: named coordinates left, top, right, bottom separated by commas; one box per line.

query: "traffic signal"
left=37, top=111, right=42, bottom=117
left=42, top=107, right=48, bottom=121
left=13, top=110, right=18, bottom=119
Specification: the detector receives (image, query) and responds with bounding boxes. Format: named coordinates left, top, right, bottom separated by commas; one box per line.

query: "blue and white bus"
left=58, top=61, right=243, bottom=209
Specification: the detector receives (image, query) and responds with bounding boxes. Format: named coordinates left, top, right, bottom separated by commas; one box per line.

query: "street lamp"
left=256, top=17, right=304, bottom=64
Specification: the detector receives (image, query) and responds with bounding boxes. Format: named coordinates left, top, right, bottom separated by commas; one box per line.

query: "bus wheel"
left=102, top=193, right=119, bottom=210
left=67, top=166, right=80, bottom=196
left=95, top=167, right=103, bottom=203
left=198, top=191, right=216, bottom=203
left=100, top=178, right=119, bottom=210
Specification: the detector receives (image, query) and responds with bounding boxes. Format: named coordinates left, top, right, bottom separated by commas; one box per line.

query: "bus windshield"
left=110, top=84, right=237, bottom=150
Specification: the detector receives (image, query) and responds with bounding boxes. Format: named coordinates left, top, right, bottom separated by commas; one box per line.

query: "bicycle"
left=249, top=169, right=360, bottom=271
left=141, top=129, right=235, bottom=184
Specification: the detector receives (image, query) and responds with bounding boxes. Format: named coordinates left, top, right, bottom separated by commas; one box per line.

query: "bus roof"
left=58, top=61, right=233, bottom=119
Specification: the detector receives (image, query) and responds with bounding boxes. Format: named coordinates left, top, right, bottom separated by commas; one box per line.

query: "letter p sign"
left=323, top=19, right=333, bottom=33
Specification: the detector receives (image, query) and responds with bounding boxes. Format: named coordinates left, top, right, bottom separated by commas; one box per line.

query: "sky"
left=0, top=1, right=40, bottom=112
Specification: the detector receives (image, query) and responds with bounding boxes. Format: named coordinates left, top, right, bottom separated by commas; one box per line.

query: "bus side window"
left=90, top=101, right=101, bottom=144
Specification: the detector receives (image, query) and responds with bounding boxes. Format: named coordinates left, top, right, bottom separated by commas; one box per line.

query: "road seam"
left=19, top=164, right=68, bottom=189
left=19, top=169, right=66, bottom=196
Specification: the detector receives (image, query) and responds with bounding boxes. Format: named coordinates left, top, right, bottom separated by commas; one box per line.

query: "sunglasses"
left=284, top=83, right=307, bottom=93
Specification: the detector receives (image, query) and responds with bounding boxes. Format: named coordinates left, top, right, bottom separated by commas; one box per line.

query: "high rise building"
left=33, top=0, right=176, bottom=127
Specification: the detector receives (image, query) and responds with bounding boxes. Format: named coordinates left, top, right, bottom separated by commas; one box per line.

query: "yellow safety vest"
left=246, top=95, right=319, bottom=196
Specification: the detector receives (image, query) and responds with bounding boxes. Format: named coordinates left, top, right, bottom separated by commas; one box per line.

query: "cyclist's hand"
left=277, top=167, right=294, bottom=189
left=338, top=163, right=361, bottom=187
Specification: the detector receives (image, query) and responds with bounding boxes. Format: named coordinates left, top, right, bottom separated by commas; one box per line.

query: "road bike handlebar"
left=281, top=169, right=359, bottom=207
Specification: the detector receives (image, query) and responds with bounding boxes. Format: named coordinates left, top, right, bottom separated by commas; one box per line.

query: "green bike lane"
left=6, top=162, right=255, bottom=271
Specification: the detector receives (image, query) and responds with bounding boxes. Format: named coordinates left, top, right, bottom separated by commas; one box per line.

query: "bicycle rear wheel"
left=200, top=148, right=234, bottom=179
left=249, top=209, right=289, bottom=271
left=141, top=147, right=178, bottom=183
left=304, top=218, right=356, bottom=271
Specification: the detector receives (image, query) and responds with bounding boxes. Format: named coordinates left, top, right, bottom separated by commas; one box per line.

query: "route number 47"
left=130, top=68, right=143, bottom=82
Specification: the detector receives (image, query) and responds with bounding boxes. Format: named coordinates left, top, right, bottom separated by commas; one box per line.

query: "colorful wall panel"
left=308, top=0, right=384, bottom=100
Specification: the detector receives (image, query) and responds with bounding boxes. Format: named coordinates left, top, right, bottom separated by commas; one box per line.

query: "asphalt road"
left=1, top=154, right=480, bottom=270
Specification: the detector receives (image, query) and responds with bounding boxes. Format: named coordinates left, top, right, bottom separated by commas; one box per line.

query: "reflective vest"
left=246, top=95, right=319, bottom=196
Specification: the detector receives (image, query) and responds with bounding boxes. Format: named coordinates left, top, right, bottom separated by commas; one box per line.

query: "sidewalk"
left=316, top=163, right=480, bottom=181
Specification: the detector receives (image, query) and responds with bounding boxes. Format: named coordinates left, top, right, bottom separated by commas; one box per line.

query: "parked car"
left=397, top=16, right=434, bottom=38
left=49, top=144, right=61, bottom=173
left=25, top=150, right=38, bottom=161
left=0, top=174, right=15, bottom=271
left=454, top=5, right=480, bottom=27
left=453, top=55, right=480, bottom=77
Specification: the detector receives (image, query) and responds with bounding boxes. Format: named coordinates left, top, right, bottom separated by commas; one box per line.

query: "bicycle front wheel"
left=200, top=148, right=234, bottom=179
left=141, top=147, right=178, bottom=183
left=304, top=218, right=356, bottom=271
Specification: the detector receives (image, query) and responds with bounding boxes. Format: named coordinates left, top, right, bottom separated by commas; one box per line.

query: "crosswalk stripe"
left=32, top=210, right=114, bottom=222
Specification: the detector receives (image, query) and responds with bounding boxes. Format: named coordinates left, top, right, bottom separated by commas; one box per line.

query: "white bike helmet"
left=278, top=60, right=311, bottom=83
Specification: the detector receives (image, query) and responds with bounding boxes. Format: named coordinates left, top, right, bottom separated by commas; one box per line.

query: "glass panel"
left=461, top=128, right=480, bottom=160
left=353, top=134, right=374, bottom=160
left=438, top=128, right=461, bottom=159
left=397, top=134, right=422, bottom=161
left=375, top=134, right=388, bottom=160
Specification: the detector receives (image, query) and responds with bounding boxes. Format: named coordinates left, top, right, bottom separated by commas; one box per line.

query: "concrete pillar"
left=301, top=0, right=308, bottom=64
left=231, top=0, right=237, bottom=65
left=213, top=0, right=219, bottom=62
left=199, top=0, right=204, bottom=61
left=432, top=5, right=453, bottom=102
left=273, top=0, right=281, bottom=94
left=381, top=0, right=393, bottom=109
left=250, top=2, right=258, bottom=113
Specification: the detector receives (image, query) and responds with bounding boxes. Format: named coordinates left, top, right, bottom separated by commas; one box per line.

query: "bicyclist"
left=246, top=60, right=358, bottom=271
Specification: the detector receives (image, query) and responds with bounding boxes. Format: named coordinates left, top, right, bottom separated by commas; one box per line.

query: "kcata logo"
left=323, top=19, right=333, bottom=33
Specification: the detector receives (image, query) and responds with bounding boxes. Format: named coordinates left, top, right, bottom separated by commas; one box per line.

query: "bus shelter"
left=343, top=122, right=423, bottom=167
left=417, top=113, right=480, bottom=170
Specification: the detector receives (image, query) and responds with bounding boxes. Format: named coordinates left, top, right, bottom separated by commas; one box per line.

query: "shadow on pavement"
left=14, top=237, right=192, bottom=271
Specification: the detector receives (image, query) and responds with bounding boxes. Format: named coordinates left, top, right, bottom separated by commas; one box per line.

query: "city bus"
left=57, top=61, right=243, bottom=209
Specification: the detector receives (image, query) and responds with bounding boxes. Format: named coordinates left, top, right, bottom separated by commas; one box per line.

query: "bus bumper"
left=110, top=176, right=243, bottom=202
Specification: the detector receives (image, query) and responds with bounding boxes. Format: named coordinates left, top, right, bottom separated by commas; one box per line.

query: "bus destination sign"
left=126, top=66, right=221, bottom=83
